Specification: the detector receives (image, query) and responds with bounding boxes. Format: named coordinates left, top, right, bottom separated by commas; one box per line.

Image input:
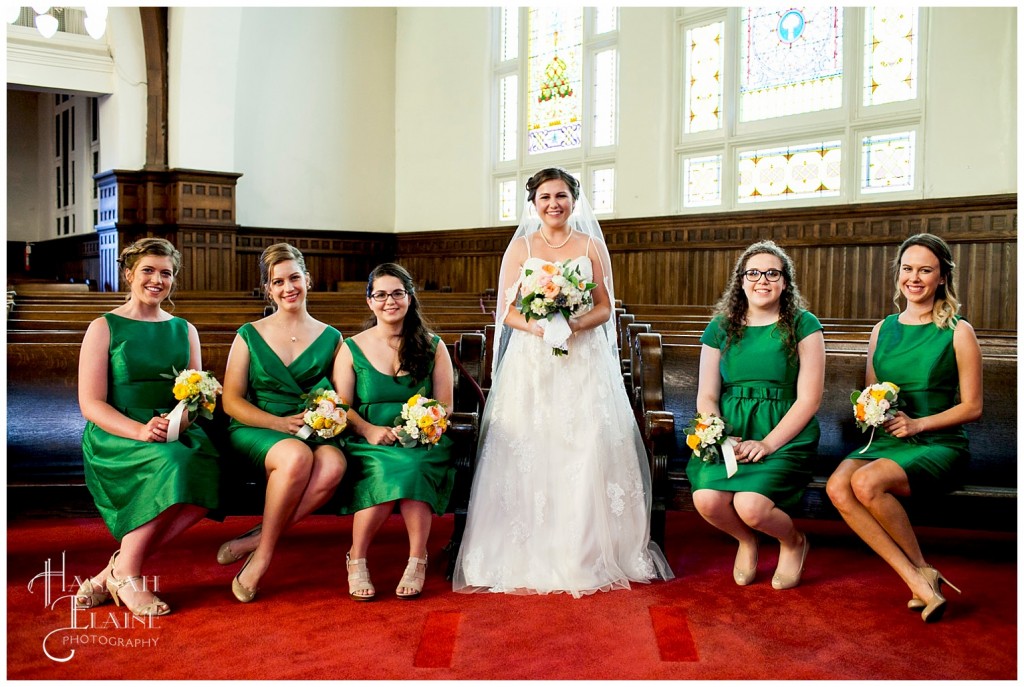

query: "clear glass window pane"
left=499, top=179, right=518, bottom=221
left=685, top=21, right=724, bottom=134
left=862, top=131, right=915, bottom=193
left=499, top=75, right=519, bottom=162
left=528, top=7, right=583, bottom=155
left=500, top=7, right=518, bottom=62
left=592, top=168, right=615, bottom=213
left=863, top=7, right=918, bottom=106
left=594, top=7, right=617, bottom=34
left=683, top=155, right=723, bottom=207
left=593, top=49, right=617, bottom=147
left=739, top=7, right=844, bottom=122
left=738, top=140, right=842, bottom=202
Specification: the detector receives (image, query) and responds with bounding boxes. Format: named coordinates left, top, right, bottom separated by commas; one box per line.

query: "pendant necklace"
left=539, top=226, right=573, bottom=249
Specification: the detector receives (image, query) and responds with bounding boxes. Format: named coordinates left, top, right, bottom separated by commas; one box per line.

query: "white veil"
left=492, top=189, right=618, bottom=377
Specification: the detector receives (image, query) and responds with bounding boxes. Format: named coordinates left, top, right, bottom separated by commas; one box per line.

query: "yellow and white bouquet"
left=161, top=368, right=223, bottom=442
left=394, top=393, right=448, bottom=449
left=518, top=259, right=597, bottom=356
left=851, top=381, right=900, bottom=453
left=297, top=388, right=348, bottom=440
left=685, top=412, right=739, bottom=478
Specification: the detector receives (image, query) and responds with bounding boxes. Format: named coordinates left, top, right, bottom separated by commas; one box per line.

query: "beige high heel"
left=217, top=524, right=263, bottom=565
left=733, top=543, right=758, bottom=586
left=396, top=555, right=427, bottom=600
left=231, top=552, right=258, bottom=603
left=918, top=565, right=961, bottom=623
left=347, top=552, right=375, bottom=601
left=75, top=550, right=117, bottom=610
left=771, top=534, right=810, bottom=591
left=106, top=567, right=170, bottom=617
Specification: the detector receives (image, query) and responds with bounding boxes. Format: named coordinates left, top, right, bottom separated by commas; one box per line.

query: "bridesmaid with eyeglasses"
left=686, top=240, right=825, bottom=590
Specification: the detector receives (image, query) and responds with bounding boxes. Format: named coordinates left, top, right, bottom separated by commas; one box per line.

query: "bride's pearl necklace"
left=539, top=226, right=573, bottom=249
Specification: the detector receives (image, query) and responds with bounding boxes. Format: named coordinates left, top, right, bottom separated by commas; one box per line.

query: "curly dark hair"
left=712, top=240, right=808, bottom=360
left=526, top=168, right=580, bottom=203
left=365, top=263, right=435, bottom=381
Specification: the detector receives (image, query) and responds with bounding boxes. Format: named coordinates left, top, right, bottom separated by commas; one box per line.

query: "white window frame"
left=675, top=6, right=927, bottom=214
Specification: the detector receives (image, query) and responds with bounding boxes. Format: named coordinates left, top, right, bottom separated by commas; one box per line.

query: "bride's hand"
left=527, top=320, right=545, bottom=338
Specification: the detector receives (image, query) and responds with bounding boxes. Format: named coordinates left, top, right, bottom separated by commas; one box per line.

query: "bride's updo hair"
left=365, top=263, right=434, bottom=381
left=526, top=168, right=580, bottom=203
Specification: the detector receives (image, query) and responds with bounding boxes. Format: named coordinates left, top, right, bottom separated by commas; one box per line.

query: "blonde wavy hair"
left=892, top=233, right=960, bottom=329
left=259, top=243, right=311, bottom=307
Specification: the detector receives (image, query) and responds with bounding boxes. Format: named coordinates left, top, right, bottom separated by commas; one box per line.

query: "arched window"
left=493, top=7, right=619, bottom=222
left=679, top=6, right=922, bottom=211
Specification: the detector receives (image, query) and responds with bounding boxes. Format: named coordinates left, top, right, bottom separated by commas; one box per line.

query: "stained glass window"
left=863, top=7, right=918, bottom=106
left=861, top=131, right=915, bottom=193
left=683, top=155, right=723, bottom=207
left=685, top=21, right=724, bottom=133
left=593, top=49, right=617, bottom=147
left=592, top=168, right=615, bottom=213
left=738, top=141, right=841, bottom=203
left=739, top=7, right=843, bottom=122
left=498, top=179, right=518, bottom=221
left=527, top=7, right=583, bottom=155
left=499, top=75, right=518, bottom=162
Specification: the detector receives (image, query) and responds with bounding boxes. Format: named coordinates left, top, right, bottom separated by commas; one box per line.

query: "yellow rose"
left=881, top=381, right=900, bottom=394
left=312, top=416, right=325, bottom=430
left=203, top=401, right=216, bottom=414
left=686, top=434, right=701, bottom=451
left=173, top=383, right=189, bottom=401
left=417, top=415, right=433, bottom=429
left=188, top=372, right=202, bottom=384
left=323, top=418, right=334, bottom=428
left=869, top=388, right=888, bottom=402
left=407, top=394, right=421, bottom=407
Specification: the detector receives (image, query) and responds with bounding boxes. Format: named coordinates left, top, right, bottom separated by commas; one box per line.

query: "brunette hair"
left=117, top=237, right=181, bottom=305
left=892, top=233, right=961, bottom=329
left=366, top=263, right=434, bottom=381
left=712, top=240, right=808, bottom=359
left=526, top=168, right=580, bottom=203
left=258, top=243, right=310, bottom=306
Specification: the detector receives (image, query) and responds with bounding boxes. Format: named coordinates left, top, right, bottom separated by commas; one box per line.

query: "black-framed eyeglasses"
left=370, top=289, right=409, bottom=303
left=743, top=269, right=783, bottom=282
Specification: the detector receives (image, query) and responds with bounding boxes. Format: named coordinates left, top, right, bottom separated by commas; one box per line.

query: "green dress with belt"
left=685, top=310, right=822, bottom=510
left=228, top=322, right=343, bottom=465
left=82, top=314, right=220, bottom=540
left=339, top=336, right=454, bottom=515
left=846, top=314, right=969, bottom=493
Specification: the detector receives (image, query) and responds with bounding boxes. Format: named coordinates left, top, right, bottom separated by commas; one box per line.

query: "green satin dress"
left=82, top=314, right=220, bottom=540
left=339, top=336, right=454, bottom=515
left=847, top=314, right=969, bottom=493
left=685, top=310, right=822, bottom=510
left=228, top=322, right=343, bottom=465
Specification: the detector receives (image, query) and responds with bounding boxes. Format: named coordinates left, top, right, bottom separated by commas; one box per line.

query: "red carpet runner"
left=6, top=511, right=1016, bottom=679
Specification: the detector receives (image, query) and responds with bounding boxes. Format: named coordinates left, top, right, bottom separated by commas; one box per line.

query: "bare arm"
left=78, top=317, right=171, bottom=443
left=884, top=320, right=984, bottom=438
left=863, top=320, right=883, bottom=386
left=431, top=339, right=455, bottom=413
left=498, top=237, right=543, bottom=336
left=221, top=333, right=304, bottom=435
left=567, top=237, right=613, bottom=334
left=695, top=344, right=723, bottom=418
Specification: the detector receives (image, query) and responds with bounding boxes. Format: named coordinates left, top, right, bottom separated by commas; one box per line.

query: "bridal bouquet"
left=851, top=381, right=900, bottom=453
left=685, top=412, right=739, bottom=478
left=518, top=259, right=597, bottom=356
left=394, top=393, right=448, bottom=449
left=297, top=388, right=348, bottom=440
left=161, top=368, right=223, bottom=442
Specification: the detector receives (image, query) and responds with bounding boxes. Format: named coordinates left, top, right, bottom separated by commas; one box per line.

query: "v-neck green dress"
left=82, top=314, right=220, bottom=540
left=228, top=322, right=343, bottom=465
left=846, top=314, right=970, bottom=493
left=338, top=337, right=454, bottom=515
left=685, top=310, right=822, bottom=510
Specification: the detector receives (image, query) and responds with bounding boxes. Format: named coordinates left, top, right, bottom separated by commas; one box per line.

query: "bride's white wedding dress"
left=452, top=255, right=673, bottom=598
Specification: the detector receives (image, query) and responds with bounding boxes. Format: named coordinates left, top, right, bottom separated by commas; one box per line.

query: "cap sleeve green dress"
left=82, top=313, right=220, bottom=540
left=227, top=322, right=343, bottom=466
left=338, top=336, right=454, bottom=515
left=846, top=314, right=969, bottom=493
left=685, top=310, right=823, bottom=510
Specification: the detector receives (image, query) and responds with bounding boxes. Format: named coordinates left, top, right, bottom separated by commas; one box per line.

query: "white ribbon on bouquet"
left=164, top=400, right=189, bottom=443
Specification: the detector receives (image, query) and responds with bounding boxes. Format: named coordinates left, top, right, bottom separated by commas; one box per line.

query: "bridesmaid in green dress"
left=686, top=240, right=825, bottom=590
left=217, top=243, right=347, bottom=603
left=76, top=238, right=219, bottom=617
left=827, top=234, right=982, bottom=622
left=332, top=263, right=454, bottom=601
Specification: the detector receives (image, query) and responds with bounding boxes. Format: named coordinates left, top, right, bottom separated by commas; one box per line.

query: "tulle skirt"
left=452, top=326, right=673, bottom=598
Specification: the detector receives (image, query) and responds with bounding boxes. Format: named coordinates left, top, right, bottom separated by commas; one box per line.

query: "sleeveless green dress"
left=685, top=310, right=822, bottom=510
left=82, top=314, right=220, bottom=540
left=228, top=322, right=343, bottom=466
left=846, top=314, right=969, bottom=493
left=339, top=336, right=454, bottom=515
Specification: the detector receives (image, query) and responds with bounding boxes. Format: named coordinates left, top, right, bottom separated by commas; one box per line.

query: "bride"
left=452, top=167, right=673, bottom=597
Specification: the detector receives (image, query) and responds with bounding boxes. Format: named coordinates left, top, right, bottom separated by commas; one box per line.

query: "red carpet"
left=6, top=511, right=1016, bottom=680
